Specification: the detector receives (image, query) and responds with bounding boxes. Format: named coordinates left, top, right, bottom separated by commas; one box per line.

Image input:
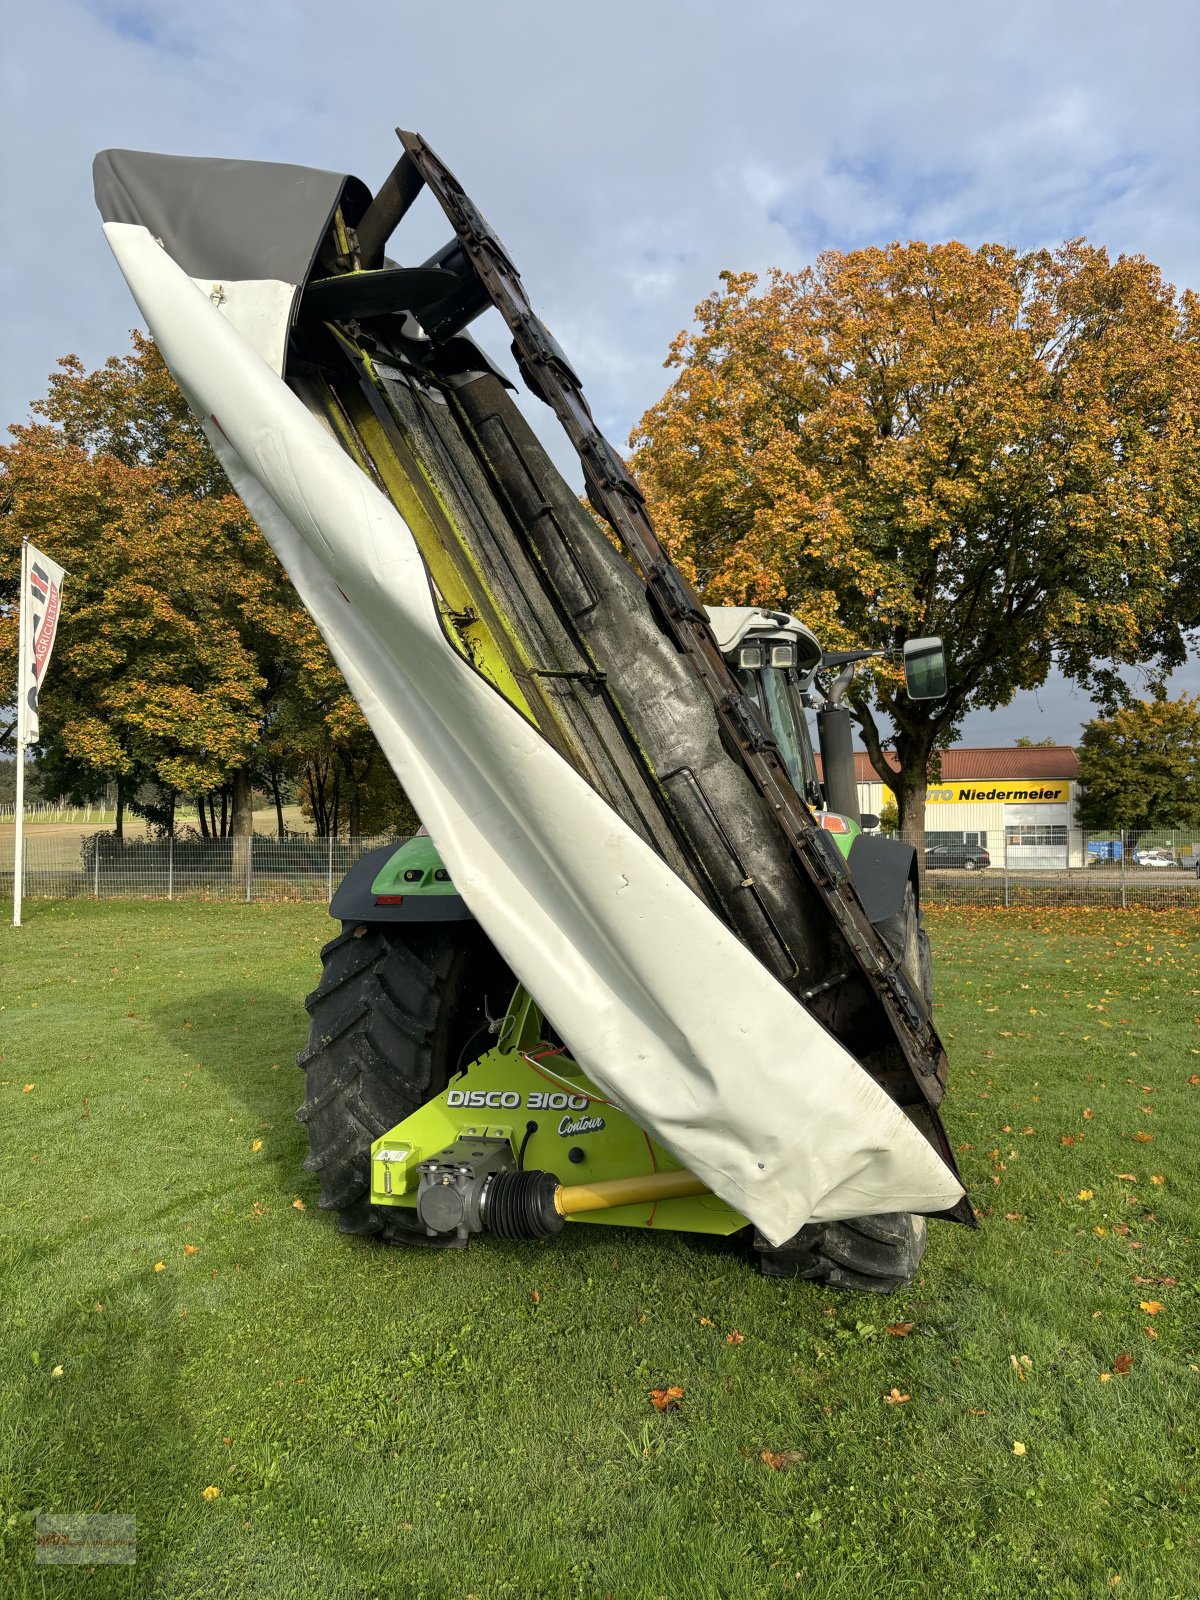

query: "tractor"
left=300, top=604, right=952, bottom=1290
left=95, top=127, right=970, bottom=1293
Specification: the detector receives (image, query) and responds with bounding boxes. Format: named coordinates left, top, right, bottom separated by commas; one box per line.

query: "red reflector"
left=374, top=895, right=405, bottom=906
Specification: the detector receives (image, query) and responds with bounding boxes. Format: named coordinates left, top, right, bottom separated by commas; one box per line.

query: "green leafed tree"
left=631, top=241, right=1200, bottom=842
left=1076, top=695, right=1200, bottom=833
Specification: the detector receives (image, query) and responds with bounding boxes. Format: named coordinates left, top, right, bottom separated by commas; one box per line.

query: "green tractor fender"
left=329, top=834, right=473, bottom=925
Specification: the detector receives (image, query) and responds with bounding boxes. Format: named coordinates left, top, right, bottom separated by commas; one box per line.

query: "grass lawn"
left=1, top=900, right=1197, bottom=1599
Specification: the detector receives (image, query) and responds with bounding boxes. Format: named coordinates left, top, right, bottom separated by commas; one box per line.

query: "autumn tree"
left=1076, top=696, right=1200, bottom=834
left=0, top=334, right=406, bottom=837
left=632, top=242, right=1200, bottom=841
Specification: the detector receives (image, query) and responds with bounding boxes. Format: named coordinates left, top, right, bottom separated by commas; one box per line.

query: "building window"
left=1004, top=825, right=1068, bottom=848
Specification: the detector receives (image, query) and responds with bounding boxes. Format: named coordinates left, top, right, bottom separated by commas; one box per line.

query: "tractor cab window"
left=735, top=665, right=822, bottom=805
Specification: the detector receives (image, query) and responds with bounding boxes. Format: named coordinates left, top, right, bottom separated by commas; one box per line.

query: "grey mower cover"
left=95, top=148, right=964, bottom=1245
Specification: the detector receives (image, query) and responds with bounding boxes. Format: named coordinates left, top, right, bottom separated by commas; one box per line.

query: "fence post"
left=1120, top=830, right=1127, bottom=910
left=246, top=834, right=253, bottom=903
left=327, top=835, right=334, bottom=903
left=168, top=834, right=174, bottom=901
left=93, top=841, right=100, bottom=899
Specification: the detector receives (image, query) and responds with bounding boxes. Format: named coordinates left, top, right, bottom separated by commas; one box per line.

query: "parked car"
left=1133, top=848, right=1177, bottom=868
left=924, top=842, right=990, bottom=871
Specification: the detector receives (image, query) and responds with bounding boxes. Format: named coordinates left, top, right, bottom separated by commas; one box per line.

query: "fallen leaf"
left=1134, top=1132, right=1154, bottom=1143
left=1078, top=1189, right=1094, bottom=1201
left=1149, top=1174, right=1164, bottom=1185
left=1188, top=1074, right=1200, bottom=1086
left=1115, top=1174, right=1137, bottom=1182
left=760, top=1449, right=804, bottom=1471
left=1012, top=1441, right=1026, bottom=1457
left=184, top=1244, right=199, bottom=1257
left=1098, top=1372, right=1112, bottom=1382
left=1113, top=1352, right=1134, bottom=1375
left=726, top=1330, right=745, bottom=1346
left=698, top=1316, right=714, bottom=1327
left=1144, top=1326, right=1158, bottom=1340
left=1139, top=1300, right=1164, bottom=1315
left=1061, top=1135, right=1076, bottom=1146
left=1094, top=1227, right=1107, bottom=1237
left=648, top=1386, right=684, bottom=1412
left=1004, top=1213, right=1023, bottom=1222
left=530, top=1288, right=541, bottom=1304
left=1083, top=1108, right=1094, bottom=1120
left=292, top=1198, right=306, bottom=1211
left=51, top=1365, right=63, bottom=1378
left=885, top=1322, right=915, bottom=1338
left=968, top=1407, right=988, bottom=1416
left=153, top=1262, right=165, bottom=1273
left=883, top=1388, right=910, bottom=1404
left=250, top=1139, right=263, bottom=1154
left=202, top=1486, right=220, bottom=1502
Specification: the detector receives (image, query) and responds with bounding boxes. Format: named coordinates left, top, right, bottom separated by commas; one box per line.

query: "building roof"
left=820, top=746, right=1080, bottom=784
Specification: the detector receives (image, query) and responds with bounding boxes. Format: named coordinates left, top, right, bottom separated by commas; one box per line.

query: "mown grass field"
left=1, top=900, right=1197, bottom=1599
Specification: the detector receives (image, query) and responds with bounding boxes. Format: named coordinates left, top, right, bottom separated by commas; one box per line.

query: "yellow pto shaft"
left=555, top=1169, right=709, bottom=1215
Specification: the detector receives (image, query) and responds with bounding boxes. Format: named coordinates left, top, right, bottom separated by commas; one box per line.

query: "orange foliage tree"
left=0, top=335, right=406, bottom=837
left=631, top=241, right=1200, bottom=839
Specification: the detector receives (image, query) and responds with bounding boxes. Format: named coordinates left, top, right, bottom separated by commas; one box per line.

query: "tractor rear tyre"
left=297, top=921, right=514, bottom=1240
left=754, top=879, right=933, bottom=1293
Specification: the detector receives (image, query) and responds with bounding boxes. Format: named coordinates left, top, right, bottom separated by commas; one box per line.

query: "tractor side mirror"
left=903, top=637, right=948, bottom=700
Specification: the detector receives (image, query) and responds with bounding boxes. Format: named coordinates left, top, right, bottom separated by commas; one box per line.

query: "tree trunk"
left=230, top=769, right=253, bottom=837
left=270, top=772, right=286, bottom=839
left=894, top=774, right=928, bottom=853
left=197, top=795, right=209, bottom=839
left=230, top=769, right=253, bottom=892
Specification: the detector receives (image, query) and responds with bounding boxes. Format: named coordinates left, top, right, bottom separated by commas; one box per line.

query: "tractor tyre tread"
left=297, top=922, right=513, bottom=1221
left=754, top=1213, right=927, bottom=1294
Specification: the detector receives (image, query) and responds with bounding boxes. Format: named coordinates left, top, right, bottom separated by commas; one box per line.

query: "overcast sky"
left=3, top=0, right=1197, bottom=745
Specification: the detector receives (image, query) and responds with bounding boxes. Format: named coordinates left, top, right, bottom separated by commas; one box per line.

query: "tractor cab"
left=705, top=606, right=824, bottom=810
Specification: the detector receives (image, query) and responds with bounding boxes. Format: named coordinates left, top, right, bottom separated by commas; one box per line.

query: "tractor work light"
left=769, top=643, right=797, bottom=669
left=737, top=643, right=765, bottom=669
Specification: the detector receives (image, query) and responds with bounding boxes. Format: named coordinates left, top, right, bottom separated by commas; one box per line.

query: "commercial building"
left=850, top=746, right=1082, bottom=869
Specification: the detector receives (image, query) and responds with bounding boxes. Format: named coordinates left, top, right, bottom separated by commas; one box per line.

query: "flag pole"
left=13, top=538, right=29, bottom=926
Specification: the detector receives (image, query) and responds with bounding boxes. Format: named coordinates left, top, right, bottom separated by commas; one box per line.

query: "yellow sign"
left=880, top=780, right=1070, bottom=806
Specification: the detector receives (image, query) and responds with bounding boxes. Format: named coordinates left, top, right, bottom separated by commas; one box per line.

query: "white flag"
left=20, top=543, right=66, bottom=744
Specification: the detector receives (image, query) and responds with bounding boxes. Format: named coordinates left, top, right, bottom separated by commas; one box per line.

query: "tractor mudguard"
left=846, top=835, right=919, bottom=926
left=329, top=838, right=474, bottom=925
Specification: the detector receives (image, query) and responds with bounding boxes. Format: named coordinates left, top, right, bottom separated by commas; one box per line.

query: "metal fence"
left=2, top=826, right=1198, bottom=909
left=0, top=800, right=117, bottom=826
left=1, top=833, right=407, bottom=904
left=890, top=827, right=1200, bottom=910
